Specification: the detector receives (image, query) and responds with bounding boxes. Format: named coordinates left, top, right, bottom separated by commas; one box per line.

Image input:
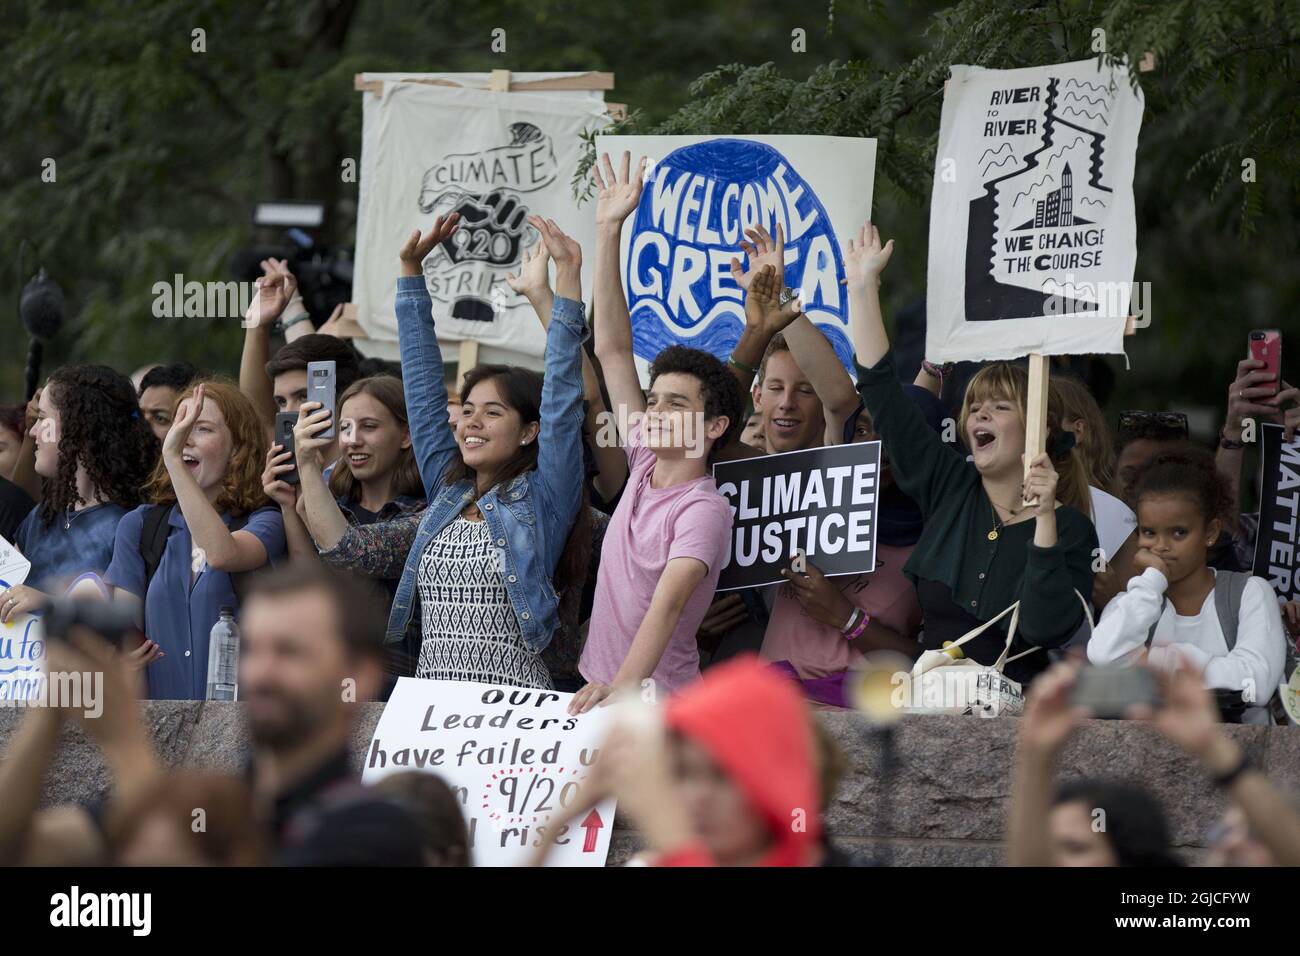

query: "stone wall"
left=4, top=702, right=1295, bottom=865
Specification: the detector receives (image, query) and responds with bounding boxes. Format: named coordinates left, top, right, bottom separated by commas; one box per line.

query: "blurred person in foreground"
left=238, top=563, right=426, bottom=865
left=1009, top=658, right=1300, bottom=867
left=539, top=654, right=825, bottom=866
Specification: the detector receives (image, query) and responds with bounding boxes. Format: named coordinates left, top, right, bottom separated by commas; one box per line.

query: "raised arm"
left=592, top=152, right=648, bottom=422
left=725, top=223, right=803, bottom=397
left=319, top=511, right=422, bottom=580
left=239, top=258, right=298, bottom=435
left=781, top=316, right=860, bottom=445
left=844, top=222, right=894, bottom=371
left=507, top=241, right=628, bottom=503
left=527, top=216, right=589, bottom=537
left=291, top=402, right=352, bottom=553
left=163, top=384, right=270, bottom=572
left=396, top=214, right=463, bottom=497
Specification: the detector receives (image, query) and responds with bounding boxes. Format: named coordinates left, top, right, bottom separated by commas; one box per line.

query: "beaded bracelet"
left=844, top=610, right=871, bottom=642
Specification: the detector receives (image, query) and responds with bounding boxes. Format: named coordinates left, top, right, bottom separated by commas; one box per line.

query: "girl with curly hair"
left=1, top=366, right=157, bottom=622
left=105, top=380, right=287, bottom=699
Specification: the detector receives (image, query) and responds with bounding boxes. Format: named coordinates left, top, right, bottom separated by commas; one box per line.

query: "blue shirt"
left=15, top=503, right=128, bottom=593
left=106, top=505, right=287, bottom=700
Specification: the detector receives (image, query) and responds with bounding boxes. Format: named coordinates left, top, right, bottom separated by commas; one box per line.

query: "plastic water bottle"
left=205, top=607, right=240, bottom=701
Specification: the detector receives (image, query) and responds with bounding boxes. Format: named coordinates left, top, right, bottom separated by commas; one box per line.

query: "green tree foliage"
left=0, top=0, right=1295, bottom=421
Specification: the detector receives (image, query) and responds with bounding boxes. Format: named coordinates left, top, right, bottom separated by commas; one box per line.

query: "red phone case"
left=1249, top=330, right=1281, bottom=399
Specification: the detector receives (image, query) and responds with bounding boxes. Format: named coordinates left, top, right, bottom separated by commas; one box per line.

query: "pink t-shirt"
left=579, top=422, right=732, bottom=694
left=759, top=543, right=922, bottom=679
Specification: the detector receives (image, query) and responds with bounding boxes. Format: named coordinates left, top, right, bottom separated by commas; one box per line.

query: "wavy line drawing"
left=1043, top=135, right=1087, bottom=172
left=1064, top=92, right=1107, bottom=108
left=1062, top=107, right=1109, bottom=124
left=1065, top=78, right=1108, bottom=93
left=978, top=142, right=1014, bottom=164
left=1011, top=172, right=1056, bottom=207
left=981, top=153, right=1017, bottom=177
left=1078, top=196, right=1108, bottom=207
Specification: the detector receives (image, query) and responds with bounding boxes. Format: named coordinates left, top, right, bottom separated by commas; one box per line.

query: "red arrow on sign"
left=580, top=808, right=604, bottom=853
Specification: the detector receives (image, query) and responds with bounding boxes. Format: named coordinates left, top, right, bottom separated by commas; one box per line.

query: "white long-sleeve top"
left=1087, top=567, right=1286, bottom=720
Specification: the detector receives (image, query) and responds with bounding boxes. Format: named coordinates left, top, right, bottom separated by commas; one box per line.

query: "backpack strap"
left=139, top=504, right=176, bottom=595
left=1213, top=570, right=1251, bottom=653
left=1145, top=596, right=1168, bottom=648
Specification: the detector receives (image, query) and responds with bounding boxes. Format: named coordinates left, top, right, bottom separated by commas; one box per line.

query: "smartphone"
left=1072, top=666, right=1157, bottom=719
left=274, top=411, right=300, bottom=485
left=1249, top=329, right=1281, bottom=402
left=307, top=360, right=337, bottom=438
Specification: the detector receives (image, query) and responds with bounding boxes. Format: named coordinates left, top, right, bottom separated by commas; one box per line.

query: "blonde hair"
left=1051, top=377, right=1116, bottom=493
left=958, top=363, right=1090, bottom=515
left=143, top=379, right=270, bottom=516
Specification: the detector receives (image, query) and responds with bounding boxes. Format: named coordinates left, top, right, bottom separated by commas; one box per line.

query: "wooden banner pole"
left=1023, top=352, right=1050, bottom=507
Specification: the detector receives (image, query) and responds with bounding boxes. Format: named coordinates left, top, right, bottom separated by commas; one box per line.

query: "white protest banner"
left=1253, top=423, right=1300, bottom=605
left=927, top=57, right=1145, bottom=363
left=0, top=611, right=45, bottom=703
left=594, top=134, right=876, bottom=377
left=0, top=534, right=31, bottom=588
left=712, top=441, right=882, bottom=591
left=354, top=81, right=610, bottom=361
left=362, top=677, right=617, bottom=867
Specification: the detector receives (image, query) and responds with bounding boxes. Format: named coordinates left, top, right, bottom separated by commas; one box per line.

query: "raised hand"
left=161, top=383, right=204, bottom=465
left=293, top=402, right=334, bottom=471
left=399, top=213, right=461, bottom=277
left=729, top=222, right=787, bottom=291
left=593, top=152, right=647, bottom=227
left=1224, top=358, right=1282, bottom=437
left=1019, top=661, right=1089, bottom=757
left=1021, top=452, right=1059, bottom=516
left=745, top=263, right=800, bottom=338
left=244, top=259, right=297, bottom=329
left=841, top=222, right=894, bottom=293
left=262, top=445, right=298, bottom=509
left=505, top=241, right=552, bottom=302
left=528, top=216, right=582, bottom=300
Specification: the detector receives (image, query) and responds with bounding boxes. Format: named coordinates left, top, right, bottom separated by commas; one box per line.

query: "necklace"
left=987, top=497, right=1023, bottom=541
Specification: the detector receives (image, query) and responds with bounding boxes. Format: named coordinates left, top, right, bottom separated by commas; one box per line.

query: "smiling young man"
left=569, top=153, right=744, bottom=714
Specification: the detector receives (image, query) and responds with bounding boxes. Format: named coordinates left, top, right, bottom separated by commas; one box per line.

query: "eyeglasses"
left=1118, top=410, right=1189, bottom=442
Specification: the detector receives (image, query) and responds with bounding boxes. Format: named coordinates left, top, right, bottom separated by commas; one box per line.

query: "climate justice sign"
left=362, top=677, right=617, bottom=867
left=595, top=134, right=876, bottom=376
left=927, top=58, right=1145, bottom=362
left=713, top=442, right=882, bottom=591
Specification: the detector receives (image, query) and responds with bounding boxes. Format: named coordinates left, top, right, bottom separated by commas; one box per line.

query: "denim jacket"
left=380, top=276, right=587, bottom=653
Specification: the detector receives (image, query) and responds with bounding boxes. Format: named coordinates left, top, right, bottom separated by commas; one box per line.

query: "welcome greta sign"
left=595, top=134, right=876, bottom=375
left=927, top=58, right=1145, bottom=363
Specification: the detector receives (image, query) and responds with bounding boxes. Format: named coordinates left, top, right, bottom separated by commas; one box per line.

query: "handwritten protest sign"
left=594, top=134, right=876, bottom=377
left=0, top=535, right=31, bottom=588
left=0, top=611, right=45, bottom=703
left=362, top=677, right=617, bottom=867
left=928, top=58, right=1145, bottom=362
left=1253, top=423, right=1300, bottom=605
left=713, top=441, right=882, bottom=591
left=354, top=81, right=610, bottom=359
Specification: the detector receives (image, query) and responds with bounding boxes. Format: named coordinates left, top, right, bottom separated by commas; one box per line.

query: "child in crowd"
left=105, top=380, right=287, bottom=699
left=571, top=153, right=742, bottom=712
left=1086, top=446, right=1285, bottom=723
left=321, top=213, right=590, bottom=691
left=847, top=223, right=1096, bottom=687
left=1, top=366, right=156, bottom=622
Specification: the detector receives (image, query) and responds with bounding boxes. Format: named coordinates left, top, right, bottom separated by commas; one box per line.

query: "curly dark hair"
left=40, top=365, right=158, bottom=526
left=648, top=345, right=744, bottom=462
left=1054, top=779, right=1181, bottom=867
left=1132, top=442, right=1233, bottom=526
left=0, top=403, right=25, bottom=439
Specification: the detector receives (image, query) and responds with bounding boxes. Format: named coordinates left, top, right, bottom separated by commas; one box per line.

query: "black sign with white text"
left=1253, top=423, right=1300, bottom=604
left=712, top=441, right=881, bottom=591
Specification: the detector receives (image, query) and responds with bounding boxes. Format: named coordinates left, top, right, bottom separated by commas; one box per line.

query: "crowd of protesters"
left=1, top=150, right=1298, bottom=868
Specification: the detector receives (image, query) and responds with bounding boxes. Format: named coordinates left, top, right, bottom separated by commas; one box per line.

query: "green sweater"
left=855, top=352, right=1096, bottom=650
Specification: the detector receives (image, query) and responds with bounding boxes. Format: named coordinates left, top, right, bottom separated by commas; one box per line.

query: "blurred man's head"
left=266, top=335, right=362, bottom=415
left=238, top=565, right=385, bottom=754
left=1050, top=779, right=1178, bottom=867
left=138, top=362, right=200, bottom=442
left=752, top=336, right=826, bottom=453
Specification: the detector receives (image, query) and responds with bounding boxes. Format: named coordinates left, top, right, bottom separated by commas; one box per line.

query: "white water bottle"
left=205, top=606, right=240, bottom=701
